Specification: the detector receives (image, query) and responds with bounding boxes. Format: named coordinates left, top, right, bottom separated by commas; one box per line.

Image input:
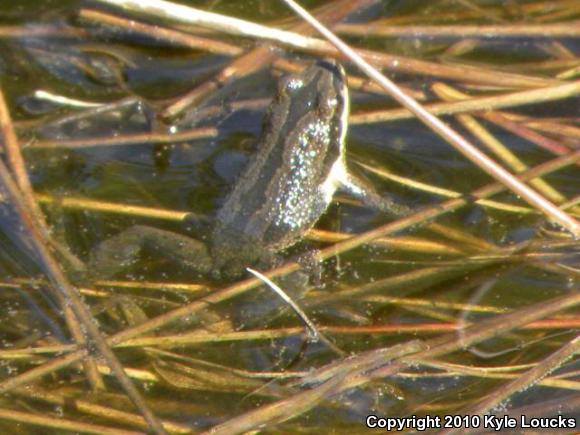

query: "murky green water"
left=0, top=1, right=578, bottom=433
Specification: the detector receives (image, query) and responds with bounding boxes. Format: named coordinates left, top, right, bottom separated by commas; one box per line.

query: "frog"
left=87, top=59, right=406, bottom=280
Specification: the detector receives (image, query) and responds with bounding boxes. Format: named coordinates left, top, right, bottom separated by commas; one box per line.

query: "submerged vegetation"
left=0, top=0, right=578, bottom=433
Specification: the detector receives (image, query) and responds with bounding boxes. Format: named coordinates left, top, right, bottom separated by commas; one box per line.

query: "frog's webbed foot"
left=88, top=225, right=212, bottom=278
left=339, top=172, right=410, bottom=217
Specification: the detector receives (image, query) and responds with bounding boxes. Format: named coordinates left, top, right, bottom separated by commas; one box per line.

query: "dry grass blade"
left=335, top=22, right=580, bottom=38
left=37, top=190, right=490, bottom=254
left=30, top=127, right=217, bottom=149
left=0, top=24, right=87, bottom=39
left=350, top=80, right=580, bottom=124
left=0, top=407, right=143, bottom=435
left=35, top=193, right=190, bottom=221
left=399, top=361, right=580, bottom=392
left=33, top=90, right=104, bottom=108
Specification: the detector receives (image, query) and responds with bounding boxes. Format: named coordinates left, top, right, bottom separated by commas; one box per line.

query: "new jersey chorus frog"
left=88, top=59, right=404, bottom=279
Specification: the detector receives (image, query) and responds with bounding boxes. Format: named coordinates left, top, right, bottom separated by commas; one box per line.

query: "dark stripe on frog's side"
left=213, top=61, right=348, bottom=255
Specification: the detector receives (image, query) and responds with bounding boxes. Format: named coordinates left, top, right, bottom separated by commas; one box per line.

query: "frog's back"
left=212, top=60, right=348, bottom=261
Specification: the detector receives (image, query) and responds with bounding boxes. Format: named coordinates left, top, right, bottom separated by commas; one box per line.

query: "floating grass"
left=0, top=0, right=578, bottom=433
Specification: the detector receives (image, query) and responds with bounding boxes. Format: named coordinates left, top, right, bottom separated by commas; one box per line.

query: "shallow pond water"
left=0, top=0, right=578, bottom=433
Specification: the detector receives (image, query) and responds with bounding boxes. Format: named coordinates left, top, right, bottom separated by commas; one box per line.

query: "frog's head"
left=276, top=59, right=349, bottom=159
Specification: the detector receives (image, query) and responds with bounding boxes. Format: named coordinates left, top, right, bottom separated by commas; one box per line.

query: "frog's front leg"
left=88, top=225, right=212, bottom=278
left=339, top=171, right=410, bottom=217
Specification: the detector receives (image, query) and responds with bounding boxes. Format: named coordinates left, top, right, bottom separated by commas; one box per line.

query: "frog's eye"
left=327, top=97, right=338, bottom=109
left=318, top=95, right=338, bottom=117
